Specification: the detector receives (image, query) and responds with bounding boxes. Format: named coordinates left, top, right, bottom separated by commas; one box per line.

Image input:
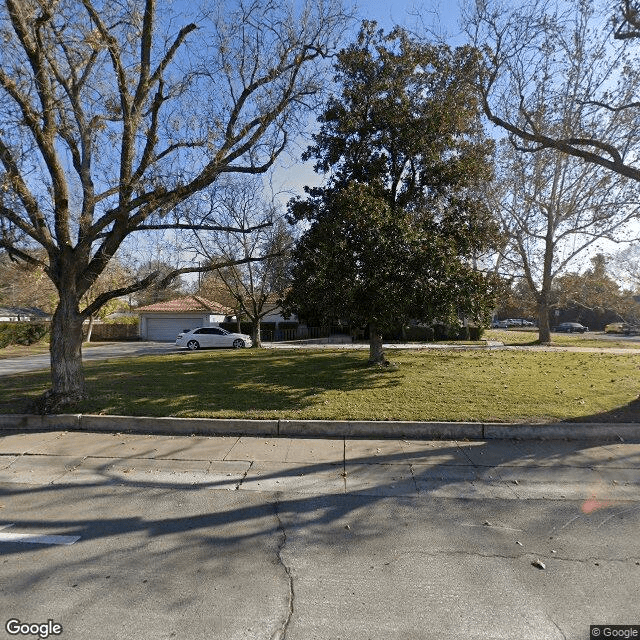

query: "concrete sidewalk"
left=2, top=430, right=639, bottom=501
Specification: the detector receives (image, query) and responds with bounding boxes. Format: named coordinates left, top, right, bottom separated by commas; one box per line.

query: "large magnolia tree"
left=285, top=24, right=501, bottom=365
left=0, top=0, right=349, bottom=408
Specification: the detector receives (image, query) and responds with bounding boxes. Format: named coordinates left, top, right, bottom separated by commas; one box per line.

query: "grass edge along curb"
left=1, top=414, right=639, bottom=441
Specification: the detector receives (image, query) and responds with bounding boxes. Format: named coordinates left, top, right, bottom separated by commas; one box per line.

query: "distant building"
left=0, top=306, right=51, bottom=322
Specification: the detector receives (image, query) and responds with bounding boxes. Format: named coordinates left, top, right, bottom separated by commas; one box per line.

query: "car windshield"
left=220, top=329, right=229, bottom=335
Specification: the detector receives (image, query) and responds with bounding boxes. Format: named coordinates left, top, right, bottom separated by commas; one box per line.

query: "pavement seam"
left=235, top=461, right=252, bottom=491
left=408, top=463, right=419, bottom=493
left=222, top=436, right=242, bottom=461
left=271, top=499, right=294, bottom=640
left=456, top=443, right=479, bottom=467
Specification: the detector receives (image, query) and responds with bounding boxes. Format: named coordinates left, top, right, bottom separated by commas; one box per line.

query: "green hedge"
left=0, top=322, right=50, bottom=348
left=218, top=321, right=277, bottom=337
left=469, top=326, right=484, bottom=341
left=403, top=326, right=435, bottom=342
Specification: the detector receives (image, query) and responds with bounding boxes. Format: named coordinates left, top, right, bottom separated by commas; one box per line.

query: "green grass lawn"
left=0, top=340, right=51, bottom=359
left=1, top=348, right=638, bottom=422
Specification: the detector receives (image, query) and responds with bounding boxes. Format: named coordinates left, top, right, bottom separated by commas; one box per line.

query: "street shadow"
left=0, top=430, right=639, bottom=618
left=568, top=395, right=640, bottom=422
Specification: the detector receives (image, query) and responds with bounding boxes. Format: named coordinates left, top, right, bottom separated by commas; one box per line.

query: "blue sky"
left=354, top=0, right=462, bottom=35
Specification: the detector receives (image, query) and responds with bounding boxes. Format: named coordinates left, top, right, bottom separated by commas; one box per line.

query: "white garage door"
left=146, top=317, right=203, bottom=341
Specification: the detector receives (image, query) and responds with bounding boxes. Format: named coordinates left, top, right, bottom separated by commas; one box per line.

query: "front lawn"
left=1, top=348, right=638, bottom=422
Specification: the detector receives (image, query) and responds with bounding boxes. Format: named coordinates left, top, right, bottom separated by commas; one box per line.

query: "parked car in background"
left=176, top=327, right=252, bottom=350
left=604, top=322, right=630, bottom=334
left=499, top=318, right=536, bottom=327
left=553, top=322, right=589, bottom=333
left=491, top=318, right=536, bottom=328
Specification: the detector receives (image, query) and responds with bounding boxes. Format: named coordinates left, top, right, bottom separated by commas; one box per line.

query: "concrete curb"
left=0, top=414, right=638, bottom=441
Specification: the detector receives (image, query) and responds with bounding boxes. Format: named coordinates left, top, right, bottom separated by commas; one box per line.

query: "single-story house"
left=0, top=306, right=51, bottom=322
left=259, top=299, right=297, bottom=326
left=137, top=296, right=233, bottom=341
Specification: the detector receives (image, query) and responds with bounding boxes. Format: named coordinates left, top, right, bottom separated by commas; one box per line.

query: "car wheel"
left=232, top=338, right=245, bottom=349
left=187, top=340, right=200, bottom=350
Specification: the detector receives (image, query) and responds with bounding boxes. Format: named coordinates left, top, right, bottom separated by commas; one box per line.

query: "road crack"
left=548, top=617, right=568, bottom=640
left=235, top=460, right=252, bottom=490
left=271, top=500, right=294, bottom=640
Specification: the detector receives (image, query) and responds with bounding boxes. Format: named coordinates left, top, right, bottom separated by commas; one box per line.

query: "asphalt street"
left=0, top=342, right=177, bottom=376
left=0, top=431, right=639, bottom=640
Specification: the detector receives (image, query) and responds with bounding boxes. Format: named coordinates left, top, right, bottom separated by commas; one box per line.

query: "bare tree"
left=194, top=179, right=294, bottom=348
left=0, top=0, right=349, bottom=408
left=0, top=252, right=58, bottom=312
left=612, top=243, right=640, bottom=290
left=464, top=0, right=640, bottom=182
left=494, top=141, right=640, bottom=342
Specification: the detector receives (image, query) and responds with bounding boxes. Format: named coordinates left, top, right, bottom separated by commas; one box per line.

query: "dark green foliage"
left=433, top=324, right=458, bottom=341
left=403, top=326, right=435, bottom=342
left=0, top=322, right=50, bottom=348
left=285, top=23, right=501, bottom=361
left=469, top=326, right=484, bottom=340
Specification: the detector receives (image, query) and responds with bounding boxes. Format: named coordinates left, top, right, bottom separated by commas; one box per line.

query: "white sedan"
left=175, top=327, right=252, bottom=350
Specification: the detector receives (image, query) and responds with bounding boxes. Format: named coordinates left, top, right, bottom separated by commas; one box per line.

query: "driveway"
left=0, top=341, right=177, bottom=377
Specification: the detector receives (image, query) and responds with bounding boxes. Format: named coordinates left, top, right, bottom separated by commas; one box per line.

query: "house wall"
left=260, top=308, right=297, bottom=325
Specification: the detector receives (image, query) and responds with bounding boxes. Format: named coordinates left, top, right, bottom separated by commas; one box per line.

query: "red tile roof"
left=137, top=296, right=232, bottom=314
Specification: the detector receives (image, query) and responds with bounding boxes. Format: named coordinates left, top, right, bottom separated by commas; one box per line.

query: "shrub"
left=404, top=326, right=435, bottom=342
left=469, top=326, right=485, bottom=340
left=433, top=323, right=453, bottom=340
left=0, top=322, right=50, bottom=348
left=104, top=315, right=138, bottom=325
left=219, top=321, right=251, bottom=334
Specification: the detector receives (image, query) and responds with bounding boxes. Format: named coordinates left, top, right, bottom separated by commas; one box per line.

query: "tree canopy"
left=285, top=23, right=501, bottom=364
left=465, top=0, right=640, bottom=183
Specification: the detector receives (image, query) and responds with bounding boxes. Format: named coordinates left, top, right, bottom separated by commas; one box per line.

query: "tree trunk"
left=537, top=301, right=552, bottom=344
left=251, top=319, right=262, bottom=348
left=44, top=293, right=86, bottom=410
left=86, top=315, right=94, bottom=343
left=368, top=322, right=388, bottom=365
